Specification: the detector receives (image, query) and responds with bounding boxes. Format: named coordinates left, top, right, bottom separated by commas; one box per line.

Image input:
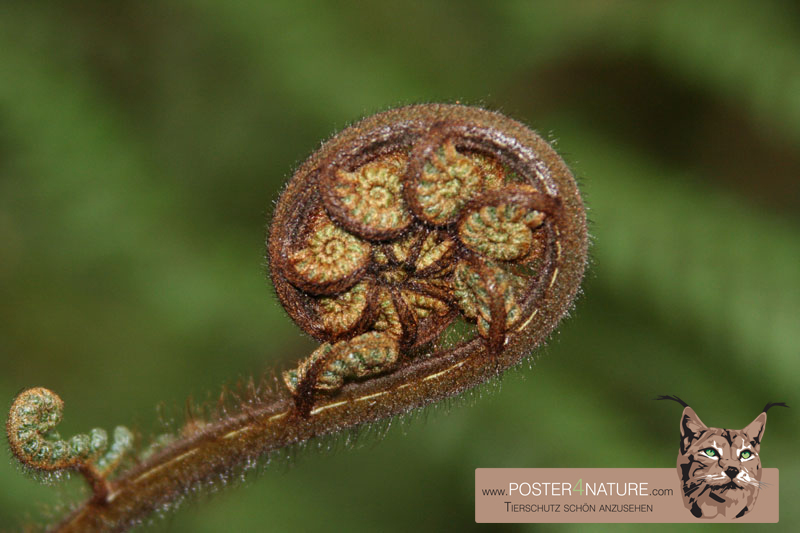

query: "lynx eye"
left=741, top=450, right=753, bottom=460
left=702, top=448, right=718, bottom=458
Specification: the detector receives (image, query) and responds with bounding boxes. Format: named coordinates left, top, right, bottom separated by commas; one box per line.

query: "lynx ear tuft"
left=762, top=402, right=789, bottom=413
left=655, top=395, right=689, bottom=408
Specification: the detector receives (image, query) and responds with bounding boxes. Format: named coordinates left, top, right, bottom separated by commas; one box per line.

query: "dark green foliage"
left=0, top=1, right=797, bottom=531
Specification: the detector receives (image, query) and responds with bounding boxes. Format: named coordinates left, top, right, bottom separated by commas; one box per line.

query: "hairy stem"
left=57, top=333, right=551, bottom=530
left=8, top=104, right=588, bottom=532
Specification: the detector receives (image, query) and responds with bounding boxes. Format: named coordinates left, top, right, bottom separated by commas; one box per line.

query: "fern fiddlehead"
left=7, top=104, right=587, bottom=532
left=271, top=104, right=585, bottom=416
left=6, top=387, right=133, bottom=500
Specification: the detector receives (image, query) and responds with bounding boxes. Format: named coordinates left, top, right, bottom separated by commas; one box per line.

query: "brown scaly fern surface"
left=6, top=104, right=588, bottom=532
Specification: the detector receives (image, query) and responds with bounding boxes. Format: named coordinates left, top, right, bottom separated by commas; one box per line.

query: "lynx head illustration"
left=657, top=396, right=787, bottom=520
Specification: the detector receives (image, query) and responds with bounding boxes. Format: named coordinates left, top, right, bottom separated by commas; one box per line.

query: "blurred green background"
left=1, top=1, right=798, bottom=531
